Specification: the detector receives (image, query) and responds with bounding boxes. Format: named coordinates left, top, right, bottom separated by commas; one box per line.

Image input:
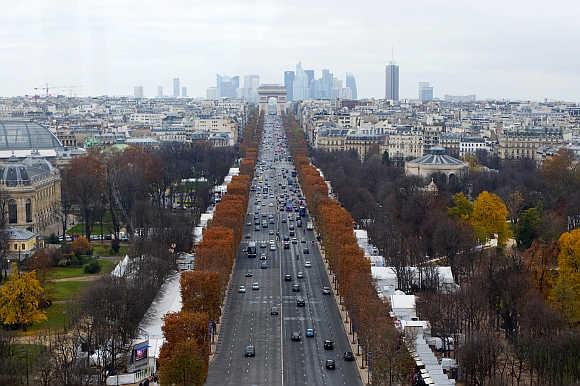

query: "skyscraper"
left=216, top=74, right=240, bottom=98
left=418, top=82, right=434, bottom=102
left=173, top=78, right=180, bottom=97
left=243, top=75, right=260, bottom=102
left=321, top=69, right=333, bottom=99
left=293, top=62, right=309, bottom=101
left=284, top=71, right=295, bottom=101
left=133, top=86, right=144, bottom=98
left=181, top=86, right=187, bottom=97
left=304, top=70, right=314, bottom=98
left=157, top=86, right=163, bottom=98
left=345, top=73, right=358, bottom=100
left=385, top=62, right=399, bottom=101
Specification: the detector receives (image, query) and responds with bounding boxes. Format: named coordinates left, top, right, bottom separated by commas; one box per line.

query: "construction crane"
left=33, top=84, right=80, bottom=97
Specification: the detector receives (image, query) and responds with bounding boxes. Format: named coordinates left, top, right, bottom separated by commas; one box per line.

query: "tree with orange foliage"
left=181, top=271, right=222, bottom=321
left=71, top=236, right=91, bottom=257
left=163, top=311, right=210, bottom=354
left=158, top=340, right=208, bottom=386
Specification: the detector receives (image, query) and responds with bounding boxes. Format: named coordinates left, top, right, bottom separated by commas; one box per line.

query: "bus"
left=247, top=241, right=257, bottom=258
left=299, top=205, right=306, bottom=217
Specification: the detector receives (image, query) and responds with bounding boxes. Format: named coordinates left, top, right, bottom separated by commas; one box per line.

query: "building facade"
left=385, top=62, right=399, bottom=101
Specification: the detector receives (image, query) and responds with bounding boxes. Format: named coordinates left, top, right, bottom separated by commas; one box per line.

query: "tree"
left=181, top=271, right=222, bottom=321
left=71, top=236, right=91, bottom=257
left=470, top=191, right=511, bottom=246
left=552, top=229, right=580, bottom=323
left=448, top=192, right=473, bottom=221
left=515, top=207, right=542, bottom=249
left=0, top=265, right=47, bottom=328
left=158, top=340, right=208, bottom=386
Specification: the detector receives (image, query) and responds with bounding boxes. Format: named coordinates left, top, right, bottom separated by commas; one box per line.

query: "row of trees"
left=309, top=132, right=580, bottom=384
left=285, top=114, right=415, bottom=385
left=158, top=112, right=261, bottom=385
left=0, top=139, right=238, bottom=384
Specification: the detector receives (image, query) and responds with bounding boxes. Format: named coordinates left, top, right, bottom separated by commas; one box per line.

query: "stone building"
left=405, top=146, right=469, bottom=182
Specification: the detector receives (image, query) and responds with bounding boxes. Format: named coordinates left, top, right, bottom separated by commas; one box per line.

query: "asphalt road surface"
left=205, top=112, right=362, bottom=386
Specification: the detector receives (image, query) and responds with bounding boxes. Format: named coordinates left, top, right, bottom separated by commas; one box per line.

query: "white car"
left=238, top=285, right=246, bottom=293
left=252, top=282, right=260, bottom=290
left=270, top=244, right=276, bottom=251
left=304, top=261, right=312, bottom=268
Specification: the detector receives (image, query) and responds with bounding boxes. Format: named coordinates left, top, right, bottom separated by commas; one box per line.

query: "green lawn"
left=44, top=258, right=118, bottom=280
left=28, top=302, right=69, bottom=332
left=92, top=244, right=129, bottom=258
left=45, top=280, right=90, bottom=301
left=67, top=222, right=115, bottom=236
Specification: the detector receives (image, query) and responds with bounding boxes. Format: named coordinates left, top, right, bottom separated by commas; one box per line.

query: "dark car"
left=325, top=359, right=336, bottom=370
left=343, top=351, right=355, bottom=361
left=324, top=340, right=334, bottom=350
left=260, top=262, right=268, bottom=269
left=291, top=332, right=301, bottom=341
left=303, top=248, right=309, bottom=254
left=291, top=284, right=300, bottom=292
left=270, top=306, right=279, bottom=315
left=245, top=345, right=255, bottom=357
left=284, top=274, right=292, bottom=281
left=296, top=297, right=306, bottom=307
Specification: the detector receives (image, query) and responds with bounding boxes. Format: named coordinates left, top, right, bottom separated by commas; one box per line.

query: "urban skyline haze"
left=1, top=0, right=579, bottom=100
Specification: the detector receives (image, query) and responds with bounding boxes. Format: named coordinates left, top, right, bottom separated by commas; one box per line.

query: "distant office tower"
left=216, top=74, right=240, bottom=98
left=345, top=73, right=358, bottom=100
left=304, top=70, right=314, bottom=98
left=173, top=78, right=180, bottom=97
left=293, top=62, right=309, bottom=101
left=133, top=86, right=144, bottom=98
left=331, top=77, right=343, bottom=99
left=284, top=71, right=295, bottom=101
left=418, top=82, right=434, bottom=102
left=385, top=61, right=399, bottom=101
left=206, top=87, right=217, bottom=99
left=157, top=86, right=163, bottom=97
left=181, top=87, right=187, bottom=97
left=243, top=75, right=260, bottom=102
left=320, top=69, right=333, bottom=99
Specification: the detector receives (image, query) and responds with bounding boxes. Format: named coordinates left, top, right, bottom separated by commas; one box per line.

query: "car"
left=297, top=220, right=302, bottom=227
left=260, top=262, right=268, bottom=269
left=260, top=253, right=267, bottom=260
left=245, top=234, right=251, bottom=239
left=343, top=351, right=355, bottom=361
left=238, top=285, right=246, bottom=293
left=254, top=225, right=261, bottom=231
left=297, top=271, right=304, bottom=279
left=269, top=244, right=276, bottom=251
left=301, top=239, right=307, bottom=243
left=269, top=202, right=274, bottom=207
left=281, top=218, right=287, bottom=223
left=291, top=238, right=298, bottom=244
left=322, top=286, right=332, bottom=295
left=289, top=225, right=295, bottom=231
left=260, top=241, right=267, bottom=248
left=246, top=221, right=252, bottom=226
left=289, top=230, right=295, bottom=237
left=291, top=332, right=301, bottom=341
left=269, top=230, right=275, bottom=235
left=304, top=261, right=312, bottom=268
left=296, top=297, right=306, bottom=307
left=292, top=284, right=300, bottom=292
left=245, top=271, right=253, bottom=277
left=324, top=340, right=334, bottom=350
left=270, top=306, right=279, bottom=315
left=245, top=345, right=255, bottom=357
left=303, top=248, right=309, bottom=254
left=269, top=219, right=275, bottom=224
left=284, top=274, right=292, bottom=281
left=252, top=282, right=260, bottom=290
left=325, top=359, right=336, bottom=370
left=283, top=241, right=290, bottom=249
left=305, top=328, right=315, bottom=337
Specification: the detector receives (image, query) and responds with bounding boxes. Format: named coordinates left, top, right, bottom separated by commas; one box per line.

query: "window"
left=21, top=243, right=25, bottom=250
left=14, top=244, right=17, bottom=250
left=26, top=199, right=32, bottom=223
left=8, top=199, right=17, bottom=224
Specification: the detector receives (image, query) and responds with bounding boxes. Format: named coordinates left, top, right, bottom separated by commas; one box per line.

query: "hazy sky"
left=1, top=0, right=579, bottom=100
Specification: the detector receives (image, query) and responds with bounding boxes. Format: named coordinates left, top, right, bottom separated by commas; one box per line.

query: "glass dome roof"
left=0, top=121, right=63, bottom=151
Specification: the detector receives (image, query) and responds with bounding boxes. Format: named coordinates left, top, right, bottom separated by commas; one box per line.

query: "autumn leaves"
left=158, top=113, right=260, bottom=385
left=285, top=115, right=414, bottom=381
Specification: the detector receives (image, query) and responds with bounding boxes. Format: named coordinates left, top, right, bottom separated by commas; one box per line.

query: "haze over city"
left=2, top=0, right=580, bottom=100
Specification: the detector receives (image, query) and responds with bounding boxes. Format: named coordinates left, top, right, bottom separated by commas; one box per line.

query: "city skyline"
left=1, top=0, right=580, bottom=101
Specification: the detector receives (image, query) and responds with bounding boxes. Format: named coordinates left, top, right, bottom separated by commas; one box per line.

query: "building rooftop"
left=408, top=146, right=466, bottom=166
left=0, top=121, right=63, bottom=158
